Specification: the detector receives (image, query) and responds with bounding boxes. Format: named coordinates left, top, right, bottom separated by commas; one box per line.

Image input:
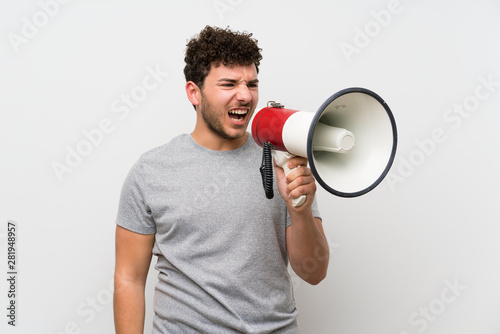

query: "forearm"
left=114, top=226, right=154, bottom=333
left=287, top=207, right=329, bottom=285
left=113, top=276, right=147, bottom=334
left=275, top=156, right=329, bottom=284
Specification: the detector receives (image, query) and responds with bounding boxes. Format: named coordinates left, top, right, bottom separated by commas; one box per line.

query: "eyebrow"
left=218, top=78, right=259, bottom=84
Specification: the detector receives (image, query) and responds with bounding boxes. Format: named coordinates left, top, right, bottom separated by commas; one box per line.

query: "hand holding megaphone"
left=252, top=88, right=398, bottom=202
left=273, top=150, right=307, bottom=207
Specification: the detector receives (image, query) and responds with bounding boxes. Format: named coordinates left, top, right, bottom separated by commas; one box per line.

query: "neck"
left=191, top=129, right=249, bottom=151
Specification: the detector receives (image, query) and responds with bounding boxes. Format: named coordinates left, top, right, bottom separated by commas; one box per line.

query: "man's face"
left=198, top=64, right=259, bottom=141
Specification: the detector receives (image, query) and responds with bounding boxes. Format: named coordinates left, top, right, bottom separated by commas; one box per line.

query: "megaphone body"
left=251, top=87, right=397, bottom=204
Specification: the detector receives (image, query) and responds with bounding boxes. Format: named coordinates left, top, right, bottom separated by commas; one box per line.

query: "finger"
left=287, top=169, right=316, bottom=191
left=287, top=173, right=315, bottom=191
left=286, top=165, right=312, bottom=183
left=289, top=180, right=317, bottom=201
left=286, top=157, right=308, bottom=170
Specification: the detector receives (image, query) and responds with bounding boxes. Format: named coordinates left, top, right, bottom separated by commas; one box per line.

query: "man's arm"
left=114, top=225, right=155, bottom=334
left=275, top=157, right=330, bottom=285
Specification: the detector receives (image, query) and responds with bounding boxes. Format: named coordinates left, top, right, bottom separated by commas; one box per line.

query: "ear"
left=186, top=81, right=201, bottom=108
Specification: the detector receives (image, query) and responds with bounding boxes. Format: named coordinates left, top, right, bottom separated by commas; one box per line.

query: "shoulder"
left=140, top=134, right=190, bottom=160
left=125, top=134, right=190, bottom=179
left=139, top=134, right=192, bottom=163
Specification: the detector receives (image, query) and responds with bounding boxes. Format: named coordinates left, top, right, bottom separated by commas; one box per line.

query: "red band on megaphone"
left=251, top=107, right=298, bottom=152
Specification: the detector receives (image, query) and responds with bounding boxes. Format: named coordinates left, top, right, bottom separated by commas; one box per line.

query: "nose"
left=236, top=84, right=252, bottom=104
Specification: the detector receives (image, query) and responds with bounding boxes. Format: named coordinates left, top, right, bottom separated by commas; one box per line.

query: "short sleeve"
left=311, top=196, right=322, bottom=221
left=115, top=161, right=156, bottom=234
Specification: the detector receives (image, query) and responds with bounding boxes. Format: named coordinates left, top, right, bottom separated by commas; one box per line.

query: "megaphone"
left=251, top=87, right=397, bottom=206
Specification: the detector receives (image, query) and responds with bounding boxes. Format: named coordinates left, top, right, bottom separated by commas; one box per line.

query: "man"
left=114, top=26, right=329, bottom=333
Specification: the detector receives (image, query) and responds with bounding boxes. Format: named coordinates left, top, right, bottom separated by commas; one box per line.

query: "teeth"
left=229, top=109, right=248, bottom=115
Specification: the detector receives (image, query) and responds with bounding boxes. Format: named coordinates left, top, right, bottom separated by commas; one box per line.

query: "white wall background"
left=1, top=0, right=499, bottom=333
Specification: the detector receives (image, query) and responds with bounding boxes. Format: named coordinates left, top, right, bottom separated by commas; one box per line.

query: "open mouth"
left=228, top=108, right=248, bottom=122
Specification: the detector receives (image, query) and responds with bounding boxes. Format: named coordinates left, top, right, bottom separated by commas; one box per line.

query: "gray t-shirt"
left=116, top=134, right=321, bottom=333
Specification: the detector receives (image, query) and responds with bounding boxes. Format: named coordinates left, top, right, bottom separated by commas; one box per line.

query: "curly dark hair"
left=184, top=26, right=263, bottom=90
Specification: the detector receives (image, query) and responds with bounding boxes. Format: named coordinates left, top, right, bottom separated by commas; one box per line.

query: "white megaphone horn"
left=251, top=87, right=398, bottom=206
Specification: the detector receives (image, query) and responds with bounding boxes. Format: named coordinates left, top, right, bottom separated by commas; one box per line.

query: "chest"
left=143, top=152, right=286, bottom=241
